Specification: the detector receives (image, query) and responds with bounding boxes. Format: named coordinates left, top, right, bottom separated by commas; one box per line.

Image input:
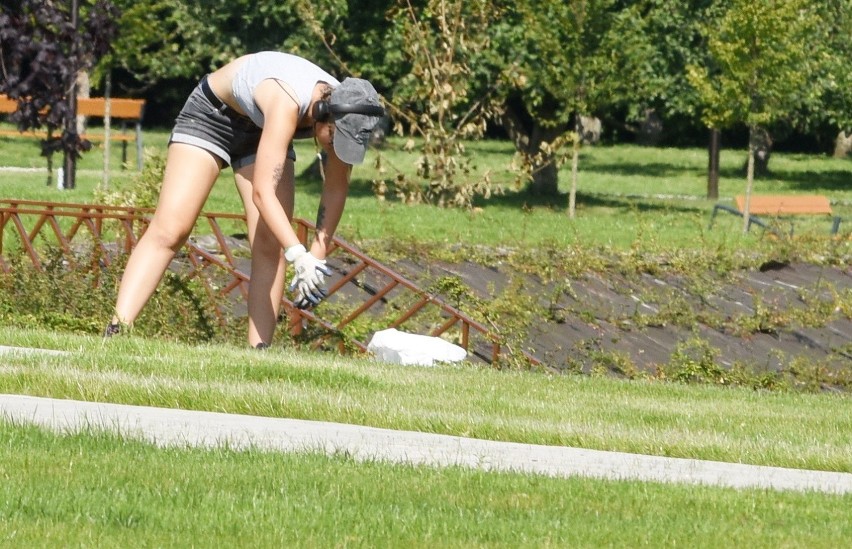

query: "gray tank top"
left=231, top=52, right=340, bottom=128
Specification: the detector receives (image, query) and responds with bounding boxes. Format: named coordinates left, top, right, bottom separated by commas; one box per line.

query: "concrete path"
left=3, top=393, right=851, bottom=495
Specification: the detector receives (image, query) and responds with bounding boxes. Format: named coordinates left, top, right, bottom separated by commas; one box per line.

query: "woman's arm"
left=310, top=153, right=351, bottom=260
left=250, top=79, right=303, bottom=252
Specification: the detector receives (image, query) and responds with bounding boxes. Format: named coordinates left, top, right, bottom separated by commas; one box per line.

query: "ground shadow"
left=765, top=169, right=852, bottom=192
left=580, top=161, right=701, bottom=179
left=477, top=188, right=707, bottom=214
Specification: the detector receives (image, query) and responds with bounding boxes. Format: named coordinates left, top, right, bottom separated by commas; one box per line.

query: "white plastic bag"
left=367, top=328, right=467, bottom=366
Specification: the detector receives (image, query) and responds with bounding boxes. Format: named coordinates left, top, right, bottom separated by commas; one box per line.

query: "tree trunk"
left=501, top=100, right=566, bottom=198
left=568, top=137, right=579, bottom=218
left=834, top=131, right=852, bottom=158
left=299, top=150, right=327, bottom=181
left=742, top=126, right=757, bottom=234
left=62, top=0, right=80, bottom=190
left=567, top=115, right=584, bottom=218
left=518, top=126, right=562, bottom=196
left=45, top=129, right=54, bottom=188
left=579, top=115, right=601, bottom=144
left=76, top=70, right=90, bottom=134
left=741, top=126, right=771, bottom=177
left=101, top=71, right=111, bottom=191
left=707, top=128, right=720, bottom=200
left=529, top=159, right=559, bottom=196
left=637, top=108, right=663, bottom=146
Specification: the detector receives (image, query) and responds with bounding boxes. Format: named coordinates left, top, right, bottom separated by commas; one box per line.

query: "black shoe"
left=103, top=323, right=121, bottom=337
left=255, top=342, right=270, bottom=350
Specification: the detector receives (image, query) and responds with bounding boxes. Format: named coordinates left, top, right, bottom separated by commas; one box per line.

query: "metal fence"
left=0, top=199, right=523, bottom=364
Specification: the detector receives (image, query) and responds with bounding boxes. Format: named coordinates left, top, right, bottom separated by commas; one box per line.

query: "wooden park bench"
left=0, top=94, right=145, bottom=170
left=709, top=194, right=843, bottom=235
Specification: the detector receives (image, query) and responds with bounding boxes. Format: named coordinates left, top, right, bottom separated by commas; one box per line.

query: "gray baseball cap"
left=330, top=78, right=384, bottom=165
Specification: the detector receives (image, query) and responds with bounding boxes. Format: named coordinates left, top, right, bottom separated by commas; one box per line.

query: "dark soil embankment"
left=195, top=234, right=851, bottom=386
left=377, top=254, right=852, bottom=379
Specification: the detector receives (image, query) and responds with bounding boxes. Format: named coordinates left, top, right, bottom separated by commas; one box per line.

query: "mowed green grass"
left=3, top=422, right=851, bottom=548
left=1, top=327, right=851, bottom=545
left=2, top=124, right=850, bottom=252
left=3, top=327, right=851, bottom=472
left=1, top=127, right=851, bottom=544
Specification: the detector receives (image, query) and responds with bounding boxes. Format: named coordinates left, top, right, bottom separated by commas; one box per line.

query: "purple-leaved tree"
left=0, top=0, right=119, bottom=189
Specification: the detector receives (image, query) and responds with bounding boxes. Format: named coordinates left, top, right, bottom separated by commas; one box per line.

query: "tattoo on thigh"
left=316, top=204, right=326, bottom=231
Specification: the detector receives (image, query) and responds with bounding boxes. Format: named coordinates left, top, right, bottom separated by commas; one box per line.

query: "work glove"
left=285, top=244, right=331, bottom=309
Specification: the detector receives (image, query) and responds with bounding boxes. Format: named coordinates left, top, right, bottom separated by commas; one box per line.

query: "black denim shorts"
left=169, top=79, right=296, bottom=169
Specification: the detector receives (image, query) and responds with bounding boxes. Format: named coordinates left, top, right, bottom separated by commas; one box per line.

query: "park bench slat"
left=735, top=195, right=833, bottom=215
left=710, top=194, right=842, bottom=235
left=0, top=94, right=145, bottom=170
left=76, top=97, right=144, bottom=119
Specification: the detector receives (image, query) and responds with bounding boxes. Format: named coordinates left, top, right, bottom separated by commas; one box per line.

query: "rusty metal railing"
left=0, top=199, right=524, bottom=365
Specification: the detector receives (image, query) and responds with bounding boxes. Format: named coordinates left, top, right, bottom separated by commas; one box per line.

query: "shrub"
left=0, top=247, right=242, bottom=345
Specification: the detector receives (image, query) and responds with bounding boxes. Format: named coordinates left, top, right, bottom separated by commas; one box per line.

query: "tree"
left=807, top=0, right=852, bottom=157
left=491, top=1, right=606, bottom=201
left=0, top=0, right=119, bottom=189
left=488, top=1, right=656, bottom=216
left=381, top=0, right=505, bottom=207
left=687, top=0, right=819, bottom=233
left=288, top=0, right=396, bottom=81
left=106, top=0, right=277, bottom=86
left=295, top=0, right=504, bottom=208
left=640, top=0, right=721, bottom=198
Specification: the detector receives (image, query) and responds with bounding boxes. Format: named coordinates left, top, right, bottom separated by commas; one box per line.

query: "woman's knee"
left=144, top=218, right=192, bottom=251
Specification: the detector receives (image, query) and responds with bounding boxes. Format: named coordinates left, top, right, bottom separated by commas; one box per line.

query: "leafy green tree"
left=489, top=1, right=656, bottom=216
left=493, top=1, right=605, bottom=201
left=101, top=0, right=403, bottom=124
left=289, top=0, right=397, bottom=83
left=687, top=0, right=820, bottom=232
left=638, top=0, right=713, bottom=123
left=105, top=0, right=308, bottom=88
left=640, top=0, right=724, bottom=197
left=808, top=0, right=852, bottom=157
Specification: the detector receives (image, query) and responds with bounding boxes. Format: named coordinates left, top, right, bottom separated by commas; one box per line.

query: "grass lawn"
left=3, top=422, right=851, bottom=547
left=3, top=327, right=851, bottom=471
left=2, top=125, right=850, bottom=253
left=1, top=326, right=851, bottom=545
left=1, top=125, right=850, bottom=545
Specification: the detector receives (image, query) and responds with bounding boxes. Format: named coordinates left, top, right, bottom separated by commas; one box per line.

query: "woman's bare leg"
left=234, top=159, right=294, bottom=346
left=111, top=144, right=221, bottom=325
